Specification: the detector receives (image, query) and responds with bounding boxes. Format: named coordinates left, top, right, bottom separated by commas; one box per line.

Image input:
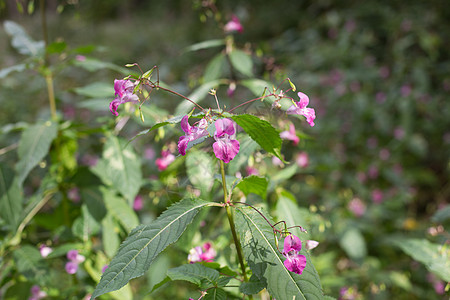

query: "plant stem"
left=220, top=161, right=252, bottom=299
left=46, top=74, right=57, bottom=121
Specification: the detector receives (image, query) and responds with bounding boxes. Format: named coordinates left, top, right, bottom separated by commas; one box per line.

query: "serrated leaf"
left=186, top=150, right=215, bottom=194
left=276, top=190, right=311, bottom=239
left=15, top=121, right=58, bottom=186
left=204, top=53, right=227, bottom=82
left=91, top=198, right=211, bottom=298
left=229, top=49, right=253, bottom=77
left=100, top=187, right=139, bottom=233
left=231, top=114, right=283, bottom=160
left=236, top=175, right=268, bottom=199
left=4, top=21, right=44, bottom=56
left=184, top=39, right=225, bottom=52
left=73, top=82, right=114, bottom=98
left=0, top=165, right=22, bottom=229
left=91, top=136, right=142, bottom=205
left=167, top=264, right=220, bottom=289
left=240, top=274, right=266, bottom=295
left=204, top=288, right=227, bottom=300
left=393, top=238, right=450, bottom=282
left=235, top=206, right=323, bottom=300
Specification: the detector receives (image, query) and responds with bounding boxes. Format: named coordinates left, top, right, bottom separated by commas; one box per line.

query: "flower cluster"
left=65, top=249, right=85, bottom=274
left=188, top=242, right=216, bottom=263
left=178, top=117, right=240, bottom=164
left=109, top=79, right=139, bottom=116
left=155, top=149, right=175, bottom=171
left=282, top=235, right=307, bottom=275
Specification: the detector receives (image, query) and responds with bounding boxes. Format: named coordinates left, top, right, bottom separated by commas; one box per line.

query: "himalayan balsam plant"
left=90, top=61, right=325, bottom=300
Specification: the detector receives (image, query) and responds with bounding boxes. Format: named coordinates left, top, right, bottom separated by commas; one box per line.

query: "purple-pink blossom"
left=178, top=116, right=209, bottom=156
left=287, top=92, right=316, bottom=127
left=65, top=250, right=85, bottom=275
left=224, top=15, right=243, bottom=33
left=296, top=152, right=309, bottom=168
left=280, top=123, right=299, bottom=145
left=29, top=285, right=46, bottom=300
left=188, top=242, right=217, bottom=263
left=348, top=197, right=366, bottom=217
left=305, top=240, right=319, bottom=250
left=371, top=189, right=384, bottom=204
left=109, top=79, right=139, bottom=116
left=213, top=118, right=240, bottom=163
left=39, top=245, right=53, bottom=258
left=282, top=235, right=307, bottom=275
left=133, top=195, right=144, bottom=211
left=155, top=149, right=175, bottom=171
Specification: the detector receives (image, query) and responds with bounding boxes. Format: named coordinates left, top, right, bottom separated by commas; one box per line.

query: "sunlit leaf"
left=236, top=175, right=268, bottom=199
left=186, top=150, right=215, bottom=194
left=91, top=198, right=212, bottom=298
left=275, top=191, right=310, bottom=240
left=240, top=274, right=266, bottom=295
left=15, top=121, right=58, bottom=186
left=167, top=264, right=220, bottom=289
left=73, top=82, right=114, bottom=99
left=340, top=228, right=366, bottom=261
left=184, top=39, right=225, bottom=52
left=0, top=165, right=22, bottom=230
left=229, top=49, right=253, bottom=77
left=235, top=206, right=323, bottom=299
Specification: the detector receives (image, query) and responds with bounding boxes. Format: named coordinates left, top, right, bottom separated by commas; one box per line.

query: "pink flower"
left=178, top=115, right=209, bottom=156
left=213, top=118, right=240, bottom=163
left=246, top=166, right=259, bottom=176
left=39, top=245, right=53, bottom=258
left=224, top=15, right=243, bottom=33
left=65, top=249, right=85, bottom=274
left=65, top=261, right=78, bottom=274
left=102, top=265, right=109, bottom=273
left=144, top=147, right=156, bottom=160
left=29, top=285, right=46, bottom=300
left=133, top=195, right=144, bottom=211
left=280, top=123, right=299, bottom=145
left=287, top=92, right=316, bottom=126
left=305, top=240, right=319, bottom=250
left=109, top=79, right=139, bottom=116
left=75, top=55, right=86, bottom=62
left=155, top=149, right=175, bottom=171
left=371, top=189, right=384, bottom=204
left=379, top=148, right=390, bottom=161
left=296, top=152, right=309, bottom=168
left=188, top=242, right=217, bottom=263
left=272, top=156, right=283, bottom=166
left=282, top=235, right=307, bottom=275
left=67, top=187, right=80, bottom=203
left=348, top=197, right=366, bottom=217
left=368, top=165, right=379, bottom=179
left=400, top=84, right=412, bottom=97
left=394, top=127, right=405, bottom=140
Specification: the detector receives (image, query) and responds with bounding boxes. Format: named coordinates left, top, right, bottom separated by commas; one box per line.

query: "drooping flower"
left=155, top=149, right=175, bottom=171
left=213, top=118, right=240, bottom=163
left=224, top=15, right=243, bottom=33
left=287, top=92, right=316, bottom=127
left=282, top=235, right=307, bottom=275
left=133, top=195, right=144, bottom=211
left=280, top=123, right=299, bottom=145
left=39, top=245, right=53, bottom=258
left=188, top=242, right=217, bottom=263
left=178, top=116, right=209, bottom=156
left=109, top=79, right=139, bottom=116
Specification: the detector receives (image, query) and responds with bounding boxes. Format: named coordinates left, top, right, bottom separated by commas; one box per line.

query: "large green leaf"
left=91, top=198, right=212, bottom=298
left=167, top=264, right=220, bottom=289
left=229, top=49, right=253, bottom=77
left=231, top=114, right=283, bottom=160
left=275, top=191, right=310, bottom=240
left=0, top=165, right=22, bottom=229
left=393, top=238, right=450, bottom=282
left=4, top=21, right=44, bottom=56
left=73, top=82, right=114, bottom=98
left=186, top=150, right=215, bottom=194
left=91, top=136, right=142, bottom=205
left=15, top=121, right=58, bottom=185
left=235, top=206, right=323, bottom=300
left=236, top=175, right=268, bottom=199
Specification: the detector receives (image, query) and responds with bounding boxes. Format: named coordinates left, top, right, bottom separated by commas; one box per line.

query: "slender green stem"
left=220, top=161, right=252, bottom=299
left=46, top=74, right=57, bottom=121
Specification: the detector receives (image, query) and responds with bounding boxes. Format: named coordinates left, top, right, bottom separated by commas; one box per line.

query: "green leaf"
left=167, top=263, right=220, bottom=289
left=204, top=288, right=227, bottom=300
left=184, top=39, right=225, bottom=52
left=275, top=191, right=311, bottom=240
left=235, top=206, right=323, bottom=300
left=81, top=188, right=107, bottom=222
left=240, top=274, right=266, bottom=295
left=91, top=198, right=212, bottom=298
left=229, top=49, right=253, bottom=77
left=0, top=64, right=26, bottom=78
left=204, top=53, right=227, bottom=82
left=102, top=214, right=121, bottom=258
left=4, top=21, right=44, bottom=56
left=15, top=121, right=58, bottom=186
left=236, top=175, right=268, bottom=199
left=186, top=150, right=215, bottom=194
left=91, top=136, right=142, bottom=204
left=340, top=228, right=366, bottom=261
left=73, top=57, right=129, bottom=74
left=431, top=205, right=450, bottom=223
left=13, top=245, right=49, bottom=283
left=100, top=187, right=139, bottom=233
left=46, top=41, right=66, bottom=54
left=240, top=79, right=272, bottom=97
left=0, top=165, right=22, bottom=229
left=231, top=114, right=283, bottom=160
left=393, top=238, right=450, bottom=282
left=73, top=82, right=114, bottom=99
left=72, top=205, right=101, bottom=241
